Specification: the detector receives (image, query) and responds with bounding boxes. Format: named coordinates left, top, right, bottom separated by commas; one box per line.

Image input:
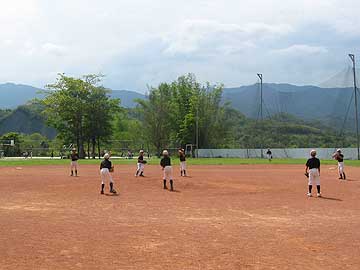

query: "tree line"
left=0, top=73, right=355, bottom=158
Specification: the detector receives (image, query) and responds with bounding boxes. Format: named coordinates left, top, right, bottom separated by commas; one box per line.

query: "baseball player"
left=266, top=148, right=272, bottom=162
left=70, top=148, right=79, bottom=176
left=160, top=150, right=174, bottom=191
left=100, top=153, right=116, bottom=194
left=135, top=150, right=147, bottom=177
left=332, top=149, right=346, bottom=180
left=179, top=148, right=187, bottom=176
left=305, top=149, right=321, bottom=197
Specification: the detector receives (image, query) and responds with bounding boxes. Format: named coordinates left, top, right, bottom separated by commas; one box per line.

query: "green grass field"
left=1, top=157, right=360, bottom=167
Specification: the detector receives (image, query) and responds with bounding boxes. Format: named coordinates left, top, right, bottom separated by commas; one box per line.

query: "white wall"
left=197, top=148, right=359, bottom=160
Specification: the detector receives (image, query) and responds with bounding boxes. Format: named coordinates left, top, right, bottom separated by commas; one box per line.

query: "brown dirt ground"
left=0, top=164, right=360, bottom=270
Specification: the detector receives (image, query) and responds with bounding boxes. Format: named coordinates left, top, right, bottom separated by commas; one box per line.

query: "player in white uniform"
left=179, top=148, right=187, bottom=176
left=135, top=150, right=146, bottom=177
left=332, top=149, right=346, bottom=180
left=70, top=148, right=79, bottom=176
left=160, top=150, right=174, bottom=191
left=305, top=149, right=321, bottom=197
left=100, top=153, right=116, bottom=194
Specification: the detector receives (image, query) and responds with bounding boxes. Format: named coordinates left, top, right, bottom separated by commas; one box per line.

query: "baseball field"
left=1, top=159, right=360, bottom=269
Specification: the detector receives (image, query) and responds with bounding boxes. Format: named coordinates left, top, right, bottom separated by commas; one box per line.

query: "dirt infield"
left=0, top=164, right=360, bottom=270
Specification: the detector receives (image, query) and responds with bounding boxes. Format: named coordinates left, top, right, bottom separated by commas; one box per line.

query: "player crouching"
left=179, top=148, right=187, bottom=176
left=100, top=153, right=117, bottom=194
left=305, top=149, right=321, bottom=197
left=161, top=150, right=174, bottom=191
left=332, top=149, right=346, bottom=180
left=135, top=150, right=147, bottom=177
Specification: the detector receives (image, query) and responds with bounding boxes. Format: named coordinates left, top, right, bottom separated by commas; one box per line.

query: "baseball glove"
left=110, top=166, right=114, bottom=172
left=304, top=172, right=309, bottom=178
left=142, top=160, right=147, bottom=164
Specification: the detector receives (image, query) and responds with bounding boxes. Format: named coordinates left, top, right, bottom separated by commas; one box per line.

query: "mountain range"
left=0, top=83, right=145, bottom=109
left=223, top=83, right=354, bottom=124
left=0, top=82, right=356, bottom=132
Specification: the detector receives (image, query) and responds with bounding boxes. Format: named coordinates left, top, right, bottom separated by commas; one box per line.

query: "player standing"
left=332, top=149, right=346, bottom=180
left=135, top=150, right=146, bottom=177
left=160, top=150, right=174, bottom=191
left=305, top=149, right=321, bottom=197
left=266, top=148, right=272, bottom=162
left=179, top=148, right=187, bottom=176
left=70, top=148, right=79, bottom=176
left=100, top=153, right=116, bottom=194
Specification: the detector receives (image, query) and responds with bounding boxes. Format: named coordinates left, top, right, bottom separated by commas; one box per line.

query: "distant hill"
left=0, top=83, right=43, bottom=109
left=0, top=83, right=146, bottom=109
left=222, top=83, right=355, bottom=129
left=0, top=82, right=356, bottom=130
left=0, top=103, right=56, bottom=138
left=109, top=89, right=145, bottom=107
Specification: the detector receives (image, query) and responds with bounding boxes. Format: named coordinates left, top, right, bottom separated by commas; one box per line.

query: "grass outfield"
left=1, top=157, right=360, bottom=166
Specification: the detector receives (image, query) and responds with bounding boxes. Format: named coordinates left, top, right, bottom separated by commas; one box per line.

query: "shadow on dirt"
left=105, top=193, right=119, bottom=197
left=318, top=196, right=342, bottom=201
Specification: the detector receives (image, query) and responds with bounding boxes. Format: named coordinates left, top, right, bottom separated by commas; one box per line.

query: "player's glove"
left=142, top=160, right=147, bottom=164
left=304, top=172, right=309, bottom=178
left=110, top=166, right=114, bottom=172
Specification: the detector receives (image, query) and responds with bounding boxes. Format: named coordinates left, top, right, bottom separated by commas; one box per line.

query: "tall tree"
left=137, top=83, right=173, bottom=156
left=42, top=74, right=120, bottom=158
left=136, top=73, right=227, bottom=152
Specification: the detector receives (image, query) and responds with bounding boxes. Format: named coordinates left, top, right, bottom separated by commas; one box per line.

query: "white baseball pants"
left=180, top=161, right=186, bottom=171
left=163, top=166, right=173, bottom=180
left=308, top=168, right=320, bottom=186
left=100, top=168, right=113, bottom=184
left=137, top=163, right=144, bottom=173
left=71, top=161, right=78, bottom=170
left=338, top=162, right=344, bottom=174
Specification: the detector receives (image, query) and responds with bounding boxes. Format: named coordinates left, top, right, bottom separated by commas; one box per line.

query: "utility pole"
left=349, top=54, right=360, bottom=160
left=257, top=73, right=264, bottom=158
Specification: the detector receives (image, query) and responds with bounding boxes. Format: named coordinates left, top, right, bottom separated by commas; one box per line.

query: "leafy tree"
left=136, top=74, right=228, bottom=152
left=42, top=74, right=120, bottom=158
left=137, top=83, right=173, bottom=156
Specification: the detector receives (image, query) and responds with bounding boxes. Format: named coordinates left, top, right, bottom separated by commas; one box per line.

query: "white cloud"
left=162, top=20, right=292, bottom=56
left=272, top=44, right=329, bottom=55
left=0, top=0, right=359, bottom=90
left=42, top=43, right=67, bottom=56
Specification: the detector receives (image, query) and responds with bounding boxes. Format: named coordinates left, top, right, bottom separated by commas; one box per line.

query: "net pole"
left=349, top=54, right=360, bottom=159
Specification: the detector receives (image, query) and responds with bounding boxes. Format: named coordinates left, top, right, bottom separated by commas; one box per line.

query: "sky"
left=1, top=0, right=360, bottom=92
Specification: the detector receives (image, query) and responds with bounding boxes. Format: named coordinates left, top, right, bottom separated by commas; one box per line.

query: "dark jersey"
left=306, top=157, right=320, bottom=169
left=160, top=156, right=171, bottom=168
left=179, top=153, right=186, bottom=162
left=138, top=155, right=144, bottom=163
left=266, top=150, right=272, bottom=155
left=100, top=159, right=112, bottom=170
left=71, top=153, right=79, bottom=161
left=335, top=153, right=344, bottom=162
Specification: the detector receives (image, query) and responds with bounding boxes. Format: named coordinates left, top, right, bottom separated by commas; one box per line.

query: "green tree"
left=42, top=74, right=120, bottom=158
left=137, top=83, right=173, bottom=156
left=136, top=74, right=228, bottom=153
